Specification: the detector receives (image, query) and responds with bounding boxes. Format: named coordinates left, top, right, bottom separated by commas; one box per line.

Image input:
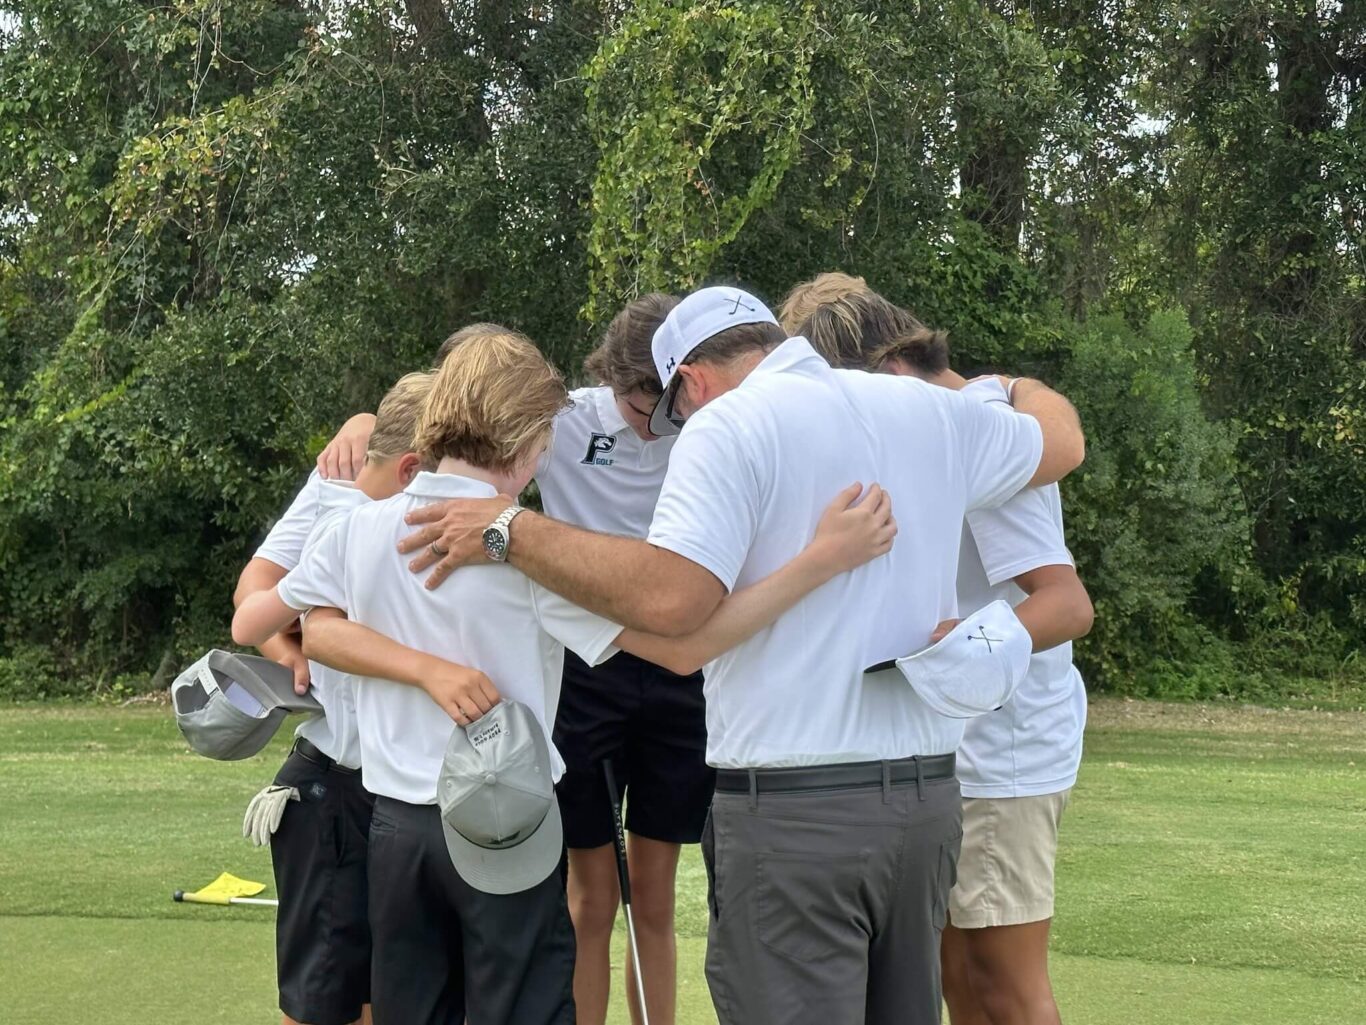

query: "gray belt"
left=715, top=754, right=955, bottom=796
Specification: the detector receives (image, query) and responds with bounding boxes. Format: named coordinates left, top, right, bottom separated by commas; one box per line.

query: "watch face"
left=482, top=525, right=508, bottom=561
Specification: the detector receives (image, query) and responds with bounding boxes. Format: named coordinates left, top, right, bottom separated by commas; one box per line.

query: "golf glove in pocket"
left=243, top=785, right=300, bottom=847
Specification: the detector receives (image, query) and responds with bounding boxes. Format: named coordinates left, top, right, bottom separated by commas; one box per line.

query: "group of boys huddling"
left=225, top=272, right=1090, bottom=1025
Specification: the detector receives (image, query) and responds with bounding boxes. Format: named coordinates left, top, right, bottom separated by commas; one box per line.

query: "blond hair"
left=434, top=322, right=505, bottom=365
left=777, top=272, right=870, bottom=333
left=415, top=325, right=568, bottom=472
left=800, top=290, right=925, bottom=370
left=367, top=372, right=435, bottom=462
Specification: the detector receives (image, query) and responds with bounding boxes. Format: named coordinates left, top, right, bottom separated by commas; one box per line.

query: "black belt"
left=715, top=754, right=955, bottom=795
left=292, top=736, right=359, bottom=775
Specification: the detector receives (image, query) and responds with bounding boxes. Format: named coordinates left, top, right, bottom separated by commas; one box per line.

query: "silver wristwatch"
left=481, top=505, right=524, bottom=563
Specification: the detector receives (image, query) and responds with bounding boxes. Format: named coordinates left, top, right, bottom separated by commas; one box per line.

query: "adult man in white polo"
left=400, top=286, right=1086, bottom=1025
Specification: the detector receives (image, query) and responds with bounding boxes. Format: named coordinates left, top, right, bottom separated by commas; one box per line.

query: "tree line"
left=1, top=0, right=1362, bottom=699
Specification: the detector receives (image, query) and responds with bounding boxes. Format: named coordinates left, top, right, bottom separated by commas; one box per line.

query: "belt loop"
left=915, top=757, right=925, bottom=802
left=881, top=761, right=892, bottom=804
left=747, top=769, right=758, bottom=811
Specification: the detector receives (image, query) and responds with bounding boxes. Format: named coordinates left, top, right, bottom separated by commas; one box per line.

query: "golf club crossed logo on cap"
left=727, top=292, right=756, bottom=315
left=967, top=626, right=1005, bottom=653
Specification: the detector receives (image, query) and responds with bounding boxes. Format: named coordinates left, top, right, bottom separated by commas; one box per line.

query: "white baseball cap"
left=648, top=286, right=780, bottom=436
left=868, top=600, right=1032, bottom=718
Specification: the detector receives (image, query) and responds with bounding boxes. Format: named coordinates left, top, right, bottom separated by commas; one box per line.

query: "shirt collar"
left=590, top=386, right=630, bottom=436
left=406, top=471, right=500, bottom=500
left=318, top=479, right=366, bottom=512
left=742, top=336, right=830, bottom=386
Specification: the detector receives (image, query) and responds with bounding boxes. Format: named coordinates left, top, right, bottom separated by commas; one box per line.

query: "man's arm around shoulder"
left=397, top=497, right=727, bottom=637
left=1010, top=378, right=1085, bottom=486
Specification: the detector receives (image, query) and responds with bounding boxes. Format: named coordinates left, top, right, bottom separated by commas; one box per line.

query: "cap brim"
left=892, top=656, right=1007, bottom=718
left=229, top=652, right=322, bottom=714
left=441, top=796, right=564, bottom=895
left=647, top=380, right=685, bottom=437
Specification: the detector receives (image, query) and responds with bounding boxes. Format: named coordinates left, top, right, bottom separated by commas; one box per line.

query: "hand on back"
left=806, top=482, right=897, bottom=576
left=398, top=496, right=513, bottom=587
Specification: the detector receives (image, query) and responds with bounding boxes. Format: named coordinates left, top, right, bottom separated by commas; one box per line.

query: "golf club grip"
left=173, top=890, right=185, bottom=902
left=603, top=760, right=632, bottom=905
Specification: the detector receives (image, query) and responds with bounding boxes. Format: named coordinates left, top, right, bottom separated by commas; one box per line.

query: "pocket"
left=701, top=809, right=719, bottom=921
left=932, top=830, right=964, bottom=930
left=756, top=851, right=867, bottom=963
left=271, top=750, right=322, bottom=792
left=367, top=805, right=398, bottom=843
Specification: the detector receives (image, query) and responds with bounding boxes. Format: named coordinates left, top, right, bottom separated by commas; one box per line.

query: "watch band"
left=492, top=505, right=523, bottom=534
left=483, top=505, right=524, bottom=562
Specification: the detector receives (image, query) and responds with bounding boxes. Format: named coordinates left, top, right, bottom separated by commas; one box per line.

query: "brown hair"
left=686, top=319, right=787, bottom=369
left=798, top=291, right=926, bottom=370
left=415, top=325, right=568, bottom=472
left=367, top=372, right=435, bottom=462
left=777, top=272, right=870, bottom=333
left=583, top=293, right=679, bottom=397
left=867, top=325, right=952, bottom=376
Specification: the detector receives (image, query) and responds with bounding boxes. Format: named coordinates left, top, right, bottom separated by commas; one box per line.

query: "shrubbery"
left=2, top=1, right=1362, bottom=702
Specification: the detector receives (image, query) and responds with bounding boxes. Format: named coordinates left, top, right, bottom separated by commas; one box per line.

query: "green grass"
left=2, top=698, right=1364, bottom=1023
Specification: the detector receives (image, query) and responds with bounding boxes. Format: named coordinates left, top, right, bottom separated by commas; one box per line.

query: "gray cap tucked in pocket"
left=877, top=600, right=1032, bottom=718
left=438, top=701, right=562, bottom=895
left=172, top=650, right=322, bottom=760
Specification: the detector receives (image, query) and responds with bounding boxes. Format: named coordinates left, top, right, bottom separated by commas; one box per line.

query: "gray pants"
left=702, top=773, right=962, bottom=1025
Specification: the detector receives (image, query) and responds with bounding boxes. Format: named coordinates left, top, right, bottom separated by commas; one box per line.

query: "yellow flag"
left=186, top=872, right=267, bottom=905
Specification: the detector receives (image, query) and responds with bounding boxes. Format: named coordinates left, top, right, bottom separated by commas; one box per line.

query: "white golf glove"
left=242, top=785, right=300, bottom=847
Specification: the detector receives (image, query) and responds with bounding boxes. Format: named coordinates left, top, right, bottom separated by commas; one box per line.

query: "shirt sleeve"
left=951, top=388, right=1044, bottom=512
left=276, top=518, right=349, bottom=613
left=645, top=405, right=761, bottom=592
left=531, top=584, right=622, bottom=666
left=253, top=471, right=323, bottom=571
left=966, top=483, right=1073, bottom=587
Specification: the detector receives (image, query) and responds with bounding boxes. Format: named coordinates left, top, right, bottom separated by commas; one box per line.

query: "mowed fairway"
left=2, top=698, right=1364, bottom=1024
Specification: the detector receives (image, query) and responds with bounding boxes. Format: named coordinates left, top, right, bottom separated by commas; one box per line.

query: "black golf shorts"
left=367, top=797, right=576, bottom=1025
left=270, top=742, right=375, bottom=1025
left=554, top=649, right=714, bottom=849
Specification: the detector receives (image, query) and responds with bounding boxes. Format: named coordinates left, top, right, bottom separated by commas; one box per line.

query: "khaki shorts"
left=947, top=789, right=1071, bottom=929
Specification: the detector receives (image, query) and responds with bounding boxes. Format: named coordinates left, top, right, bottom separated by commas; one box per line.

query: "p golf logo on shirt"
left=581, top=432, right=617, bottom=467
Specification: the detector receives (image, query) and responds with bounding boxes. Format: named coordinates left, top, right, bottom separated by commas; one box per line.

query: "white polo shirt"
left=536, top=386, right=674, bottom=538
left=646, top=338, right=1044, bottom=769
left=254, top=470, right=322, bottom=570
left=956, top=380, right=1087, bottom=798
left=276, top=472, right=623, bottom=805
left=253, top=473, right=366, bottom=769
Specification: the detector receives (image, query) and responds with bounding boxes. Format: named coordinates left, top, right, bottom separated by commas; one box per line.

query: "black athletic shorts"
left=367, top=796, right=576, bottom=1025
left=554, top=649, right=714, bottom=849
left=270, top=740, right=375, bottom=1025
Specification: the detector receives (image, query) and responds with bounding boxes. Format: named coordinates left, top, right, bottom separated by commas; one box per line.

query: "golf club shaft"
left=603, top=761, right=650, bottom=1025
left=623, top=904, right=650, bottom=1025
